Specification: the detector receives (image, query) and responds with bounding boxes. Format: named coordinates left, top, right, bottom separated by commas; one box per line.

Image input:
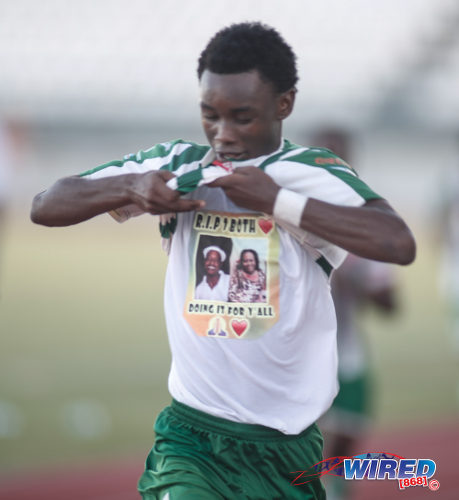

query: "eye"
left=235, top=117, right=252, bottom=125
left=202, top=113, right=218, bottom=122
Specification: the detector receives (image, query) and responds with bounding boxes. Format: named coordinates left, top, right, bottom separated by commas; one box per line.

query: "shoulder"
left=127, top=140, right=210, bottom=172
left=80, top=139, right=210, bottom=177
left=276, top=143, right=356, bottom=174
left=267, top=142, right=381, bottom=202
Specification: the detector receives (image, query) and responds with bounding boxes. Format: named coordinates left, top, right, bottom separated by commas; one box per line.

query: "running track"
left=1, top=422, right=456, bottom=499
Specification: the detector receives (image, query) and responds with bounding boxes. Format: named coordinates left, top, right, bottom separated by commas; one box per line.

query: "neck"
left=265, top=135, right=283, bottom=156
left=206, top=273, right=220, bottom=288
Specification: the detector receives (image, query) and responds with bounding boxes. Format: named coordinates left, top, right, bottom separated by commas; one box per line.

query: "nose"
left=214, top=119, right=237, bottom=145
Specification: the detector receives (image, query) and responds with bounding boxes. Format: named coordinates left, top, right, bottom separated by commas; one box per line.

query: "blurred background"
left=0, top=0, right=458, bottom=498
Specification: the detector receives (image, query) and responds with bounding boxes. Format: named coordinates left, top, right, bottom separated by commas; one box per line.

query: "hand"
left=129, top=170, right=205, bottom=214
left=208, top=167, right=280, bottom=213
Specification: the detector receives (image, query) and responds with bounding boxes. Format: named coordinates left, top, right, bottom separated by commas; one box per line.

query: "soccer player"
left=30, top=22, right=416, bottom=500
left=320, top=255, right=398, bottom=500
left=311, top=128, right=399, bottom=500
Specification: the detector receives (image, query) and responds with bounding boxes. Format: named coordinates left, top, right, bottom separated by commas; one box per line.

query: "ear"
left=277, top=89, right=296, bottom=120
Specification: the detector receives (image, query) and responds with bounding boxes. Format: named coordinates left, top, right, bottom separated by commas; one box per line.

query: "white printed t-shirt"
left=80, top=139, right=382, bottom=434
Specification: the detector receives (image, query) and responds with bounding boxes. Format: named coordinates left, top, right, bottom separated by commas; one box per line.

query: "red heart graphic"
left=231, top=319, right=248, bottom=337
left=258, top=218, right=273, bottom=234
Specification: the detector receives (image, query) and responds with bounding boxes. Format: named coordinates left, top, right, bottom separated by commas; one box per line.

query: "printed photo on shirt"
left=184, top=210, right=280, bottom=340
left=228, top=245, right=267, bottom=303
left=194, top=235, right=232, bottom=302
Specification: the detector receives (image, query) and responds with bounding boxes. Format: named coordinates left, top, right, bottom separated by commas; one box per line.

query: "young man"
left=31, top=22, right=415, bottom=500
left=195, top=246, right=230, bottom=301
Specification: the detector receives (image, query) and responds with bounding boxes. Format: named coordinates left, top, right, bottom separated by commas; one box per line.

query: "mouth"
left=215, top=151, right=248, bottom=161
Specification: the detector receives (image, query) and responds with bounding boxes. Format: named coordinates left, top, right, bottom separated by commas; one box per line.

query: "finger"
left=174, top=199, right=206, bottom=212
left=208, top=173, right=239, bottom=188
left=210, top=167, right=259, bottom=186
left=156, top=170, right=176, bottom=181
left=230, top=166, right=258, bottom=175
left=146, top=198, right=205, bottom=215
left=207, top=178, right=224, bottom=188
left=155, top=178, right=181, bottom=202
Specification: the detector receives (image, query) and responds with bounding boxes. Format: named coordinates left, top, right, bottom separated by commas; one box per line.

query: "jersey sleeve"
left=78, top=140, right=209, bottom=222
left=265, top=147, right=383, bottom=270
left=266, top=147, right=382, bottom=207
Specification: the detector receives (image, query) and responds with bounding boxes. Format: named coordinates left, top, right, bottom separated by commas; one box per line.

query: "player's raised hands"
left=208, top=167, right=280, bottom=214
left=31, top=170, right=205, bottom=227
left=128, top=170, right=205, bottom=214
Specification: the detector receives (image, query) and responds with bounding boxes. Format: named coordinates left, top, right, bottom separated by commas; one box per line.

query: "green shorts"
left=138, top=400, right=325, bottom=500
left=319, top=370, right=373, bottom=438
left=333, top=371, right=372, bottom=416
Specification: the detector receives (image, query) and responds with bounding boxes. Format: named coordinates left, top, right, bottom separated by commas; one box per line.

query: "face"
left=241, top=251, right=257, bottom=274
left=204, top=250, right=222, bottom=276
left=199, top=70, right=295, bottom=160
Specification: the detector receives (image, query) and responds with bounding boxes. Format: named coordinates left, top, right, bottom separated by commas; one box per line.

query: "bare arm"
left=209, top=167, right=416, bottom=265
left=31, top=170, right=204, bottom=227
left=298, top=197, right=415, bottom=265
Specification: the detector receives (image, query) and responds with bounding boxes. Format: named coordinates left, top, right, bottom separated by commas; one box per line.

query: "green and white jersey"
left=81, top=138, right=382, bottom=434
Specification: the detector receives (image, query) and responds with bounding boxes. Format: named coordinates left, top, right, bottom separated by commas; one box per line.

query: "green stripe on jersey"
left=173, top=140, right=304, bottom=194
left=159, top=217, right=178, bottom=238
left=79, top=139, right=209, bottom=177
left=79, top=159, right=125, bottom=177
left=258, top=140, right=303, bottom=170
left=326, top=168, right=381, bottom=201
left=175, top=169, right=205, bottom=193
left=159, top=143, right=209, bottom=173
left=284, top=148, right=381, bottom=201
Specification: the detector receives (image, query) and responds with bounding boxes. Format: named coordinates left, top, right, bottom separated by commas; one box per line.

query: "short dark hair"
left=197, top=22, right=298, bottom=93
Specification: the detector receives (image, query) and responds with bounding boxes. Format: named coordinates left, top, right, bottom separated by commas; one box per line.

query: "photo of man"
left=194, top=239, right=231, bottom=301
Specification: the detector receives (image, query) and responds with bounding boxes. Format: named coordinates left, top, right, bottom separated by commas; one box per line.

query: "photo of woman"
left=228, top=249, right=267, bottom=303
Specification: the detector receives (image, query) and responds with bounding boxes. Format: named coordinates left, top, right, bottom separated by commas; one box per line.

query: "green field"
left=0, top=211, right=457, bottom=472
